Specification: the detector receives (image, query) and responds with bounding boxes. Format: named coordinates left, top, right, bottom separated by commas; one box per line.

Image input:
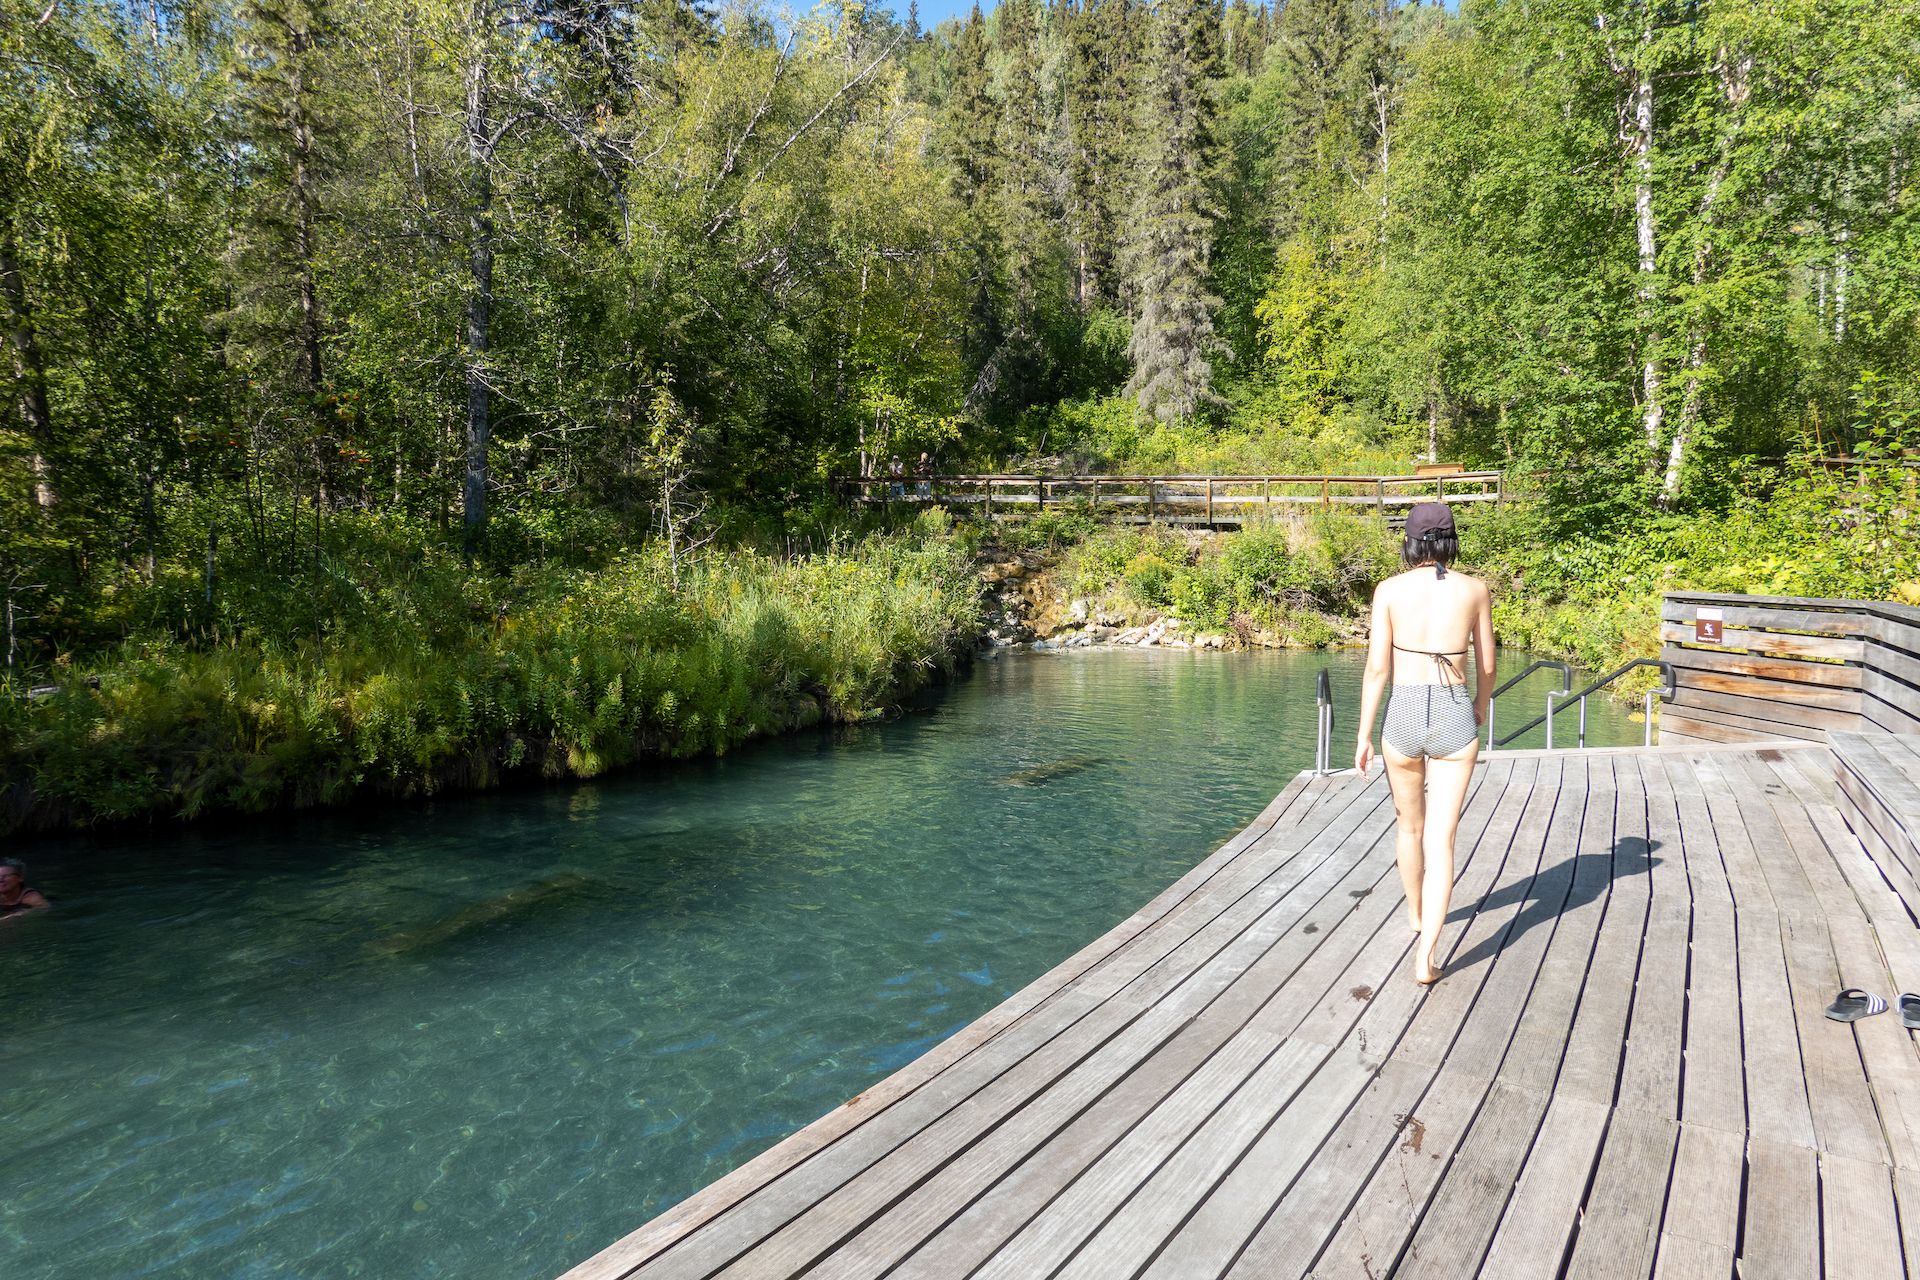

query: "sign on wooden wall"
left=1694, top=606, right=1724, bottom=644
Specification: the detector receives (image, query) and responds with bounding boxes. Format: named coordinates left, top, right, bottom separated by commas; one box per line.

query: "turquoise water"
left=0, top=649, right=1640, bottom=1280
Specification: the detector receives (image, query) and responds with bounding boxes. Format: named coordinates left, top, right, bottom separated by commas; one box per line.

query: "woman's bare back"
left=1379, top=568, right=1491, bottom=685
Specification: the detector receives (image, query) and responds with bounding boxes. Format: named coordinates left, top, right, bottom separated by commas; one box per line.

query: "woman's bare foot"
left=1413, top=936, right=1443, bottom=985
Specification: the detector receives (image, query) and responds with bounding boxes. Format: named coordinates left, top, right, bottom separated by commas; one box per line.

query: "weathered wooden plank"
left=1392, top=1081, right=1554, bottom=1280
left=1492, top=755, right=1618, bottom=1096
left=1658, top=599, right=1877, bottom=637
left=1663, top=644, right=1864, bottom=687
left=1651, top=710, right=1781, bottom=752
left=1896, top=1166, right=1920, bottom=1280
left=1614, top=755, right=1689, bottom=1121
left=1659, top=622, right=1866, bottom=662
left=1305, top=768, right=1577, bottom=1279
left=1689, top=753, right=1818, bottom=1150
left=1655, top=1124, right=1745, bottom=1260
left=1821, top=1152, right=1905, bottom=1280
left=1661, top=592, right=1920, bottom=630
left=1476, top=1094, right=1612, bottom=1280
left=1557, top=756, right=1655, bottom=1109
left=1661, top=705, right=1812, bottom=744
left=1562, top=1110, right=1680, bottom=1280
left=1055, top=768, right=1522, bottom=1280
left=1671, top=685, right=1864, bottom=731
left=1221, top=763, right=1557, bottom=1280
left=1650, top=1234, right=1732, bottom=1280
left=1761, top=769, right=1920, bottom=1176
left=1723, top=755, right=1891, bottom=1168
left=881, top=770, right=1515, bottom=1280
left=1216, top=1058, right=1431, bottom=1280
left=1351, top=759, right=1605, bottom=1280
left=1672, top=667, right=1866, bottom=710
left=1739, top=1137, right=1820, bottom=1280
left=1659, top=756, right=1746, bottom=1136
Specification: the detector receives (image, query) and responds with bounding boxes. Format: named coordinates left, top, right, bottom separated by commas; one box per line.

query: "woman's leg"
left=1382, top=744, right=1428, bottom=933
left=1416, top=741, right=1479, bottom=975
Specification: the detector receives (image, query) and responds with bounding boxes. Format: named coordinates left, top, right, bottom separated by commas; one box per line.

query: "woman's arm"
left=1355, top=584, right=1392, bottom=774
left=1472, top=580, right=1496, bottom=725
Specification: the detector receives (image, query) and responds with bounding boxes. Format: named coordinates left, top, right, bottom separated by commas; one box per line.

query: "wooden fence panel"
left=1662, top=593, right=1920, bottom=913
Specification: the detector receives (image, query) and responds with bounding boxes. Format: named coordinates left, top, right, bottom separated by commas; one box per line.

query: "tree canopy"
left=2, top=0, right=1917, bottom=590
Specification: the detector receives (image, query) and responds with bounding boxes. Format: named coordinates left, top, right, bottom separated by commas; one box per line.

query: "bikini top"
left=1393, top=643, right=1468, bottom=684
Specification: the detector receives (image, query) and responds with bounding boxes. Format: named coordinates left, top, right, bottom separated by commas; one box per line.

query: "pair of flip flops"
left=1824, top=988, right=1920, bottom=1027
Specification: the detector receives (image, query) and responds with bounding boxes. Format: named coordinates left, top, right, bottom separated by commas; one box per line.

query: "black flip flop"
left=1900, top=994, right=1920, bottom=1030
left=1825, top=988, right=1888, bottom=1022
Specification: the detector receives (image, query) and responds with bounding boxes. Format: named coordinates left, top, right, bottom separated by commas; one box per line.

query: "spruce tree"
left=994, top=0, right=1051, bottom=334
left=1066, top=0, right=1137, bottom=309
left=942, top=6, right=1002, bottom=380
left=1124, top=0, right=1226, bottom=421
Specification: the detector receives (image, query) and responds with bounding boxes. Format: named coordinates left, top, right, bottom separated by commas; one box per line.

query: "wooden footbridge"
left=839, top=467, right=1503, bottom=526
left=562, top=595, right=1920, bottom=1280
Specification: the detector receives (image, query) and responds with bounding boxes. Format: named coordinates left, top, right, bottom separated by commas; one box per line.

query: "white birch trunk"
left=1661, top=50, right=1750, bottom=506
left=1602, top=9, right=1663, bottom=471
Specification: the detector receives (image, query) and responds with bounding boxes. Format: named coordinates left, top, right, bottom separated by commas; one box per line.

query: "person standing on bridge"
left=1352, top=503, right=1495, bottom=987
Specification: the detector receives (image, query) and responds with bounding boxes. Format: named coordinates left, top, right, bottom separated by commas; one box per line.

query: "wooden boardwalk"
left=565, top=741, right=1920, bottom=1279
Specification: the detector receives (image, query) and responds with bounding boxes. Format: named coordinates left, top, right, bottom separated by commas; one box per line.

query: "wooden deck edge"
left=1490, top=739, right=1826, bottom=759
left=556, top=769, right=1335, bottom=1280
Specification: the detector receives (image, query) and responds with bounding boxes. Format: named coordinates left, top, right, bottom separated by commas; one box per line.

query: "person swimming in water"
left=0, top=858, right=49, bottom=918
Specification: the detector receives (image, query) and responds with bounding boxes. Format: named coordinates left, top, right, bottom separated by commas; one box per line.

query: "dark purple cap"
left=1405, top=502, right=1455, bottom=540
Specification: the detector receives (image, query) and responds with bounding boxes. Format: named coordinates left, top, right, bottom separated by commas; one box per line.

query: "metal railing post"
left=1315, top=669, right=1333, bottom=774
left=1643, top=690, right=1656, bottom=747
left=1545, top=692, right=1561, bottom=749
left=1578, top=696, right=1589, bottom=748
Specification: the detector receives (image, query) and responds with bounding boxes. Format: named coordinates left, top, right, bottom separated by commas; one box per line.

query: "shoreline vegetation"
left=1, top=510, right=984, bottom=836
left=13, top=455, right=1915, bottom=838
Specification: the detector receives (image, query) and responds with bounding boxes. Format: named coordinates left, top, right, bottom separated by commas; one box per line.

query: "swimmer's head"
left=0, top=859, right=24, bottom=895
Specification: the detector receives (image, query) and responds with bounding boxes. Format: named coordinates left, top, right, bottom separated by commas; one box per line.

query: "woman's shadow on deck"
left=1442, top=836, right=1661, bottom=977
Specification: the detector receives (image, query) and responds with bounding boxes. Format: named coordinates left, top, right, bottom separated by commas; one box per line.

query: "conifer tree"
left=1066, top=0, right=1136, bottom=309
left=1124, top=0, right=1226, bottom=421
left=942, top=5, right=1001, bottom=382
left=992, top=0, right=1053, bottom=341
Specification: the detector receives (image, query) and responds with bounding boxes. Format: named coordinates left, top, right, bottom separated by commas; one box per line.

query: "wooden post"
left=1321, top=478, right=1330, bottom=510
left=985, top=480, right=993, bottom=521
left=1376, top=478, right=1385, bottom=517
left=1437, top=477, right=1446, bottom=503
left=1263, top=477, right=1271, bottom=509
left=1148, top=479, right=1156, bottom=523
left=1092, top=477, right=1100, bottom=510
left=1206, top=478, right=1214, bottom=524
left=1036, top=475, right=1045, bottom=511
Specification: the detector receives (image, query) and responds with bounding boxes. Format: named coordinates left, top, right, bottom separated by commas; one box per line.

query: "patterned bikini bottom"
left=1382, top=682, right=1479, bottom=759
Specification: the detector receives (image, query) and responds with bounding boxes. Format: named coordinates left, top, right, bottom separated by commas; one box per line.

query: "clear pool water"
left=0, top=648, right=1642, bottom=1279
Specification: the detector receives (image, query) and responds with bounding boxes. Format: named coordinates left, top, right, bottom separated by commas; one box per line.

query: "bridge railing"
left=838, top=471, right=1504, bottom=522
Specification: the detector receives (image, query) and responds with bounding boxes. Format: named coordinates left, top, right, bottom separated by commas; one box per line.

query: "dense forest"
left=2, top=0, right=1917, bottom=828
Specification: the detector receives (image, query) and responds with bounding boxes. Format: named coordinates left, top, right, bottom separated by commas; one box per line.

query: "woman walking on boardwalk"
left=1353, top=503, right=1495, bottom=986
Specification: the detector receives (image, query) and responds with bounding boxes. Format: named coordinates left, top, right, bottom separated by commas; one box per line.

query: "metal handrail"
left=1315, top=668, right=1334, bottom=774
left=1497, top=658, right=1675, bottom=750
left=1483, top=660, right=1572, bottom=753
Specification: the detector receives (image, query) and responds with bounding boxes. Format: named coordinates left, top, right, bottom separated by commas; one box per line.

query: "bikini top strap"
left=1392, top=644, right=1468, bottom=682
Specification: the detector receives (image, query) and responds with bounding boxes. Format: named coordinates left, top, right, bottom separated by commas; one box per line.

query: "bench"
left=1832, top=730, right=1920, bottom=922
